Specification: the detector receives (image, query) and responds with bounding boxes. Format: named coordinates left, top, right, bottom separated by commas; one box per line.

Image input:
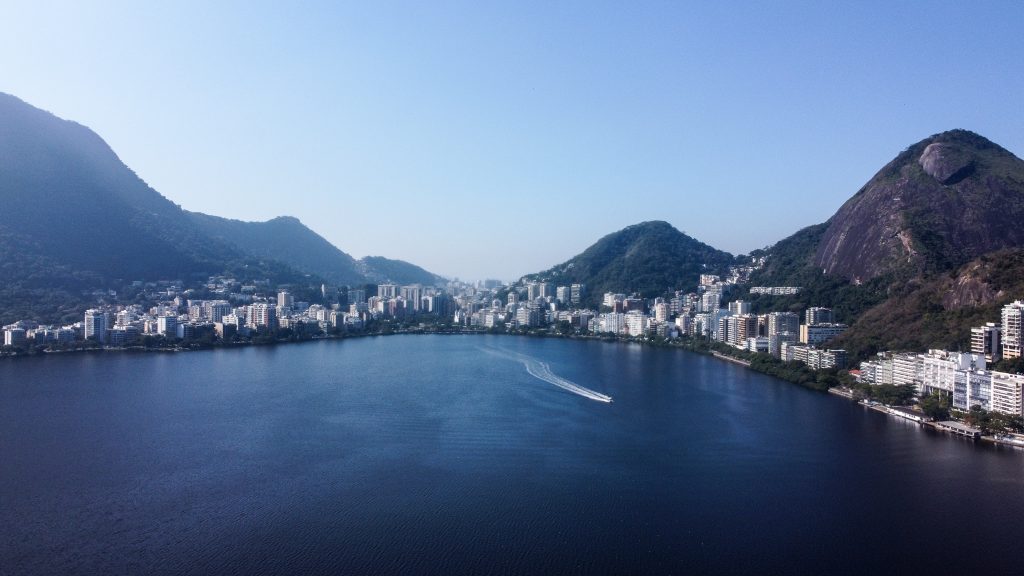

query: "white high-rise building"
left=806, top=307, right=833, bottom=325
left=858, top=355, right=896, bottom=386
left=4, top=328, right=27, bottom=347
left=1001, top=301, right=1024, bottom=359
left=654, top=302, right=670, bottom=323
left=527, top=283, right=538, bottom=301
left=84, top=309, right=108, bottom=343
left=991, top=371, right=1024, bottom=416
left=570, top=284, right=585, bottom=305
left=277, top=291, right=294, bottom=310
left=400, top=285, right=423, bottom=312
left=249, top=303, right=277, bottom=329
left=556, top=286, right=571, bottom=304
left=157, top=315, right=178, bottom=336
left=767, top=312, right=799, bottom=337
left=728, top=300, right=751, bottom=315
left=625, top=312, right=647, bottom=337
left=892, top=353, right=924, bottom=388
left=920, top=350, right=985, bottom=397
left=799, top=323, right=847, bottom=346
left=969, top=323, right=1001, bottom=363
left=701, top=291, right=721, bottom=313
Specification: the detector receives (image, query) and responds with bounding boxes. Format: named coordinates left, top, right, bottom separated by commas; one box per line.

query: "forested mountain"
left=356, top=256, right=445, bottom=286
left=0, top=93, right=441, bottom=325
left=0, top=93, right=247, bottom=283
left=525, top=221, right=736, bottom=305
left=187, top=213, right=444, bottom=287
left=187, top=213, right=366, bottom=286
left=0, top=93, right=297, bottom=324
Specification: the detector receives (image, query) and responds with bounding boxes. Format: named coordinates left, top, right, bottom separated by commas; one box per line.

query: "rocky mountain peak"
left=918, top=141, right=975, bottom=185
left=812, top=130, right=1024, bottom=281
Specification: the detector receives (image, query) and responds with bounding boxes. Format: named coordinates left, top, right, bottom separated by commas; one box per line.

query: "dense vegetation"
left=357, top=256, right=445, bottom=286
left=187, top=214, right=445, bottom=287
left=672, top=337, right=844, bottom=392
left=187, top=213, right=367, bottom=286
left=831, top=249, right=1024, bottom=359
left=0, top=93, right=330, bottom=324
left=525, top=221, right=735, bottom=306
left=958, top=407, right=1024, bottom=434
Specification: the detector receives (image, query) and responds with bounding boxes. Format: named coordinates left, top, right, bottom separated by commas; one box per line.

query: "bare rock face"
left=811, top=130, right=1024, bottom=282
left=812, top=175, right=916, bottom=282
left=941, top=265, right=997, bottom=310
left=919, top=142, right=975, bottom=185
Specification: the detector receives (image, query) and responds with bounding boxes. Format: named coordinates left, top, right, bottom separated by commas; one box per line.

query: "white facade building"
left=84, top=309, right=108, bottom=343
left=990, top=372, right=1024, bottom=415
left=1001, top=301, right=1023, bottom=359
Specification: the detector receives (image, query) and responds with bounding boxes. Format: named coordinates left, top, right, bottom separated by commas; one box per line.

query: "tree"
left=919, top=391, right=950, bottom=420
left=815, top=372, right=840, bottom=388
left=1005, top=414, right=1024, bottom=434
left=963, top=406, right=992, bottom=433
left=872, top=384, right=916, bottom=406
left=555, top=320, right=574, bottom=335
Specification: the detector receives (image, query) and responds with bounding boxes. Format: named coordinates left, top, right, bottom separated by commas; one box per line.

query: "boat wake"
left=480, top=347, right=612, bottom=403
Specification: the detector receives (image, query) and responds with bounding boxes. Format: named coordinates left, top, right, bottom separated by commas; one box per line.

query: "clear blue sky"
left=2, top=1, right=1022, bottom=281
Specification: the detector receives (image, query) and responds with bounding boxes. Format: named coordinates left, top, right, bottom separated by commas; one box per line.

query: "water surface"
left=2, top=335, right=1022, bottom=575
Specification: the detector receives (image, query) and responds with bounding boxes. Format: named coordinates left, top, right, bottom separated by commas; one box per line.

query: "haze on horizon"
left=1, top=1, right=1022, bottom=281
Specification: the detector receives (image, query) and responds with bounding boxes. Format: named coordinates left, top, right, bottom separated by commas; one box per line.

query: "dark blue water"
left=2, top=335, right=1023, bottom=575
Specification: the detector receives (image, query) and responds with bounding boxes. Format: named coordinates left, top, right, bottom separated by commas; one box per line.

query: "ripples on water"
left=2, top=335, right=1024, bottom=575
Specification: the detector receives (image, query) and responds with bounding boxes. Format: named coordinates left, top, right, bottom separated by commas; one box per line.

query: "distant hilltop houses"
left=749, top=286, right=802, bottom=295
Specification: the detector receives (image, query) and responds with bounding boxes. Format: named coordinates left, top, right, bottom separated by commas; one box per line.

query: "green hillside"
left=526, top=221, right=735, bottom=304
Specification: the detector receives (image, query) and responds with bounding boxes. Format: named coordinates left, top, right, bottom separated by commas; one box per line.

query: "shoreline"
left=830, top=386, right=1024, bottom=450
left=0, top=327, right=492, bottom=360
left=712, top=351, right=752, bottom=367
left=6, top=327, right=1021, bottom=452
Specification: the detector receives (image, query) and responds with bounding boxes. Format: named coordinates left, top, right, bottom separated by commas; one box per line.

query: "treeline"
left=672, top=336, right=845, bottom=392
left=958, top=406, right=1024, bottom=434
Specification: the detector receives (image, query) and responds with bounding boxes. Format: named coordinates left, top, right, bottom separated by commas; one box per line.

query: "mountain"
left=0, top=93, right=248, bottom=283
left=0, top=93, right=297, bottom=324
left=0, top=92, right=440, bottom=325
left=748, top=130, right=1024, bottom=359
left=187, top=213, right=445, bottom=287
left=186, top=213, right=365, bottom=286
left=357, top=256, right=445, bottom=286
left=526, top=221, right=735, bottom=304
left=815, top=130, right=1024, bottom=282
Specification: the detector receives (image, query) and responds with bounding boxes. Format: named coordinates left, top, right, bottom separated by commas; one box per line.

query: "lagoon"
left=2, top=335, right=1022, bottom=575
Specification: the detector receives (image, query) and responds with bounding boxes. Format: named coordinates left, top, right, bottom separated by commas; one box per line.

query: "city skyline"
left=2, top=1, right=1022, bottom=279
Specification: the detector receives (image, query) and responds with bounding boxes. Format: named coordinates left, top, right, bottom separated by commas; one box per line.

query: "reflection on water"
left=1, top=334, right=1023, bottom=575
